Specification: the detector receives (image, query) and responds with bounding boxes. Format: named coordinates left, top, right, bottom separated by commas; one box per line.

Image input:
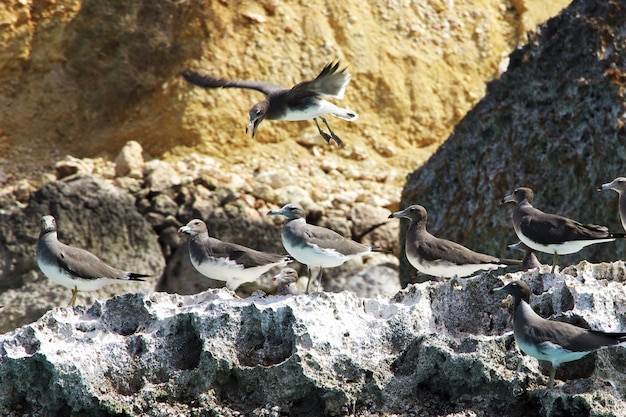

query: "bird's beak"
left=488, top=285, right=507, bottom=295
left=267, top=208, right=283, bottom=216
left=501, top=193, right=516, bottom=205
left=178, top=226, right=189, bottom=234
left=246, top=118, right=261, bottom=138
left=388, top=209, right=407, bottom=219
left=598, top=182, right=612, bottom=192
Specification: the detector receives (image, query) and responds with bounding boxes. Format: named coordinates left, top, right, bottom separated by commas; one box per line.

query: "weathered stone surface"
left=1, top=262, right=625, bottom=416
left=399, top=0, right=626, bottom=285
left=0, top=175, right=165, bottom=333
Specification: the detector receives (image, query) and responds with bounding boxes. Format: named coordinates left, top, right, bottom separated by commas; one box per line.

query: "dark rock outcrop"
left=399, top=0, right=626, bottom=285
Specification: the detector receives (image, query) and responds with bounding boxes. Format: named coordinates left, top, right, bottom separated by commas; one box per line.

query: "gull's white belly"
left=516, top=229, right=614, bottom=255
left=279, top=100, right=355, bottom=121
left=408, top=256, right=504, bottom=278
left=516, top=335, right=590, bottom=366
left=38, top=261, right=121, bottom=291
left=282, top=237, right=351, bottom=268
left=191, top=256, right=284, bottom=282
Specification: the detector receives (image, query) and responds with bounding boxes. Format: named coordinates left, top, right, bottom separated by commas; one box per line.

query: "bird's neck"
left=40, top=230, right=57, bottom=240
left=408, top=220, right=426, bottom=234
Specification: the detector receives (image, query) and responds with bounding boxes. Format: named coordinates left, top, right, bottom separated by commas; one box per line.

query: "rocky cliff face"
left=1, top=263, right=625, bottom=416
left=400, top=0, right=626, bottom=285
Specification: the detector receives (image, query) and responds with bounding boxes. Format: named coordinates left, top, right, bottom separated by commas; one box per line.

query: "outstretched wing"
left=181, top=70, right=285, bottom=95
left=288, top=62, right=351, bottom=100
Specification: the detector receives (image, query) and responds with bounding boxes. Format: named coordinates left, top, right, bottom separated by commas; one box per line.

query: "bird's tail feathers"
left=590, top=330, right=626, bottom=344
left=126, top=272, right=150, bottom=281
left=498, top=258, right=523, bottom=266
left=332, top=108, right=359, bottom=121
left=371, top=246, right=393, bottom=254
left=610, top=232, right=626, bottom=239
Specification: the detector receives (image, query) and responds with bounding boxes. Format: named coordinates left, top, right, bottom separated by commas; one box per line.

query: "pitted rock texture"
left=1, top=262, right=625, bottom=417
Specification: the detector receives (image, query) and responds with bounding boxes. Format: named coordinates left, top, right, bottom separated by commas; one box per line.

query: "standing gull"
left=36, top=215, right=150, bottom=307
left=181, top=62, right=358, bottom=146
left=388, top=205, right=520, bottom=279
left=491, top=280, right=626, bottom=388
left=501, top=187, right=624, bottom=272
left=267, top=204, right=375, bottom=293
left=178, top=219, right=292, bottom=291
left=599, top=177, right=626, bottom=231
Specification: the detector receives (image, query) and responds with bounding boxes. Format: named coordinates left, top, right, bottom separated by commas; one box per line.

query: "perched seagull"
left=178, top=219, right=292, bottom=291
left=501, top=187, right=624, bottom=272
left=491, top=280, right=626, bottom=388
left=36, top=215, right=149, bottom=308
left=388, top=205, right=520, bottom=279
left=267, top=204, right=375, bottom=293
left=599, top=177, right=626, bottom=231
left=272, top=267, right=303, bottom=296
left=181, top=62, right=358, bottom=146
left=507, top=241, right=542, bottom=271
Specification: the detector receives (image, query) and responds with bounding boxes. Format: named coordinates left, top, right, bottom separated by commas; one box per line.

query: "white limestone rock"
left=1, top=263, right=626, bottom=416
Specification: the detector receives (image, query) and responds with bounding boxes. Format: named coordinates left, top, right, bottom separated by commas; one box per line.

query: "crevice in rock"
left=235, top=306, right=296, bottom=367
left=158, top=313, right=203, bottom=371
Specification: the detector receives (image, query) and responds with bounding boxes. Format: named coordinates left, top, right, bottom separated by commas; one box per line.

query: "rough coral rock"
left=1, top=262, right=625, bottom=416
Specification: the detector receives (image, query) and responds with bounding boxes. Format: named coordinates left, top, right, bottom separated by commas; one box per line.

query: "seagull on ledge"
left=598, top=177, right=626, bottom=231
left=501, top=187, right=624, bottom=272
left=37, top=215, right=149, bottom=307
left=491, top=280, right=626, bottom=388
left=268, top=204, right=375, bottom=293
left=181, top=62, right=358, bottom=146
left=388, top=205, right=520, bottom=279
left=178, top=219, right=292, bottom=291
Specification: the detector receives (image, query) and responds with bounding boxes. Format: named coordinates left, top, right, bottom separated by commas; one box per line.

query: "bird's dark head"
left=40, top=215, right=58, bottom=235
left=246, top=101, right=269, bottom=138
left=267, top=203, right=306, bottom=221
left=490, top=280, right=531, bottom=304
left=501, top=187, right=534, bottom=205
left=388, top=205, right=428, bottom=223
left=178, top=219, right=208, bottom=237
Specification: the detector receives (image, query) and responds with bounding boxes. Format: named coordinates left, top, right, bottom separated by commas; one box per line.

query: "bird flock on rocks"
left=33, top=61, right=626, bottom=388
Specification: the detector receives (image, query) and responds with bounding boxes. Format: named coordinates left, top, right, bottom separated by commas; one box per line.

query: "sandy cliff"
left=0, top=0, right=568, bottom=186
